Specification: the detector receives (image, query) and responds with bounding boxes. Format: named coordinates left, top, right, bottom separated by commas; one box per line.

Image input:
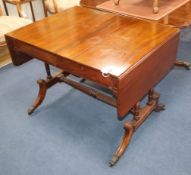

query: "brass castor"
left=109, top=154, right=120, bottom=167
left=175, top=61, right=191, bottom=70
left=184, top=62, right=191, bottom=70
left=28, top=106, right=36, bottom=115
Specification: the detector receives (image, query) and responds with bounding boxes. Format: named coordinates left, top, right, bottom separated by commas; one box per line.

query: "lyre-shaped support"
left=109, top=89, right=165, bottom=166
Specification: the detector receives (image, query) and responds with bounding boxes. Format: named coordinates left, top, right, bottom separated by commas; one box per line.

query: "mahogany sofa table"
left=6, top=7, right=179, bottom=166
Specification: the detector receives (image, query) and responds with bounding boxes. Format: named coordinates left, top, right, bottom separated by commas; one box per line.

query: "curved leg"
left=109, top=122, right=134, bottom=166
left=175, top=60, right=191, bottom=70
left=27, top=68, right=64, bottom=115
left=28, top=79, right=47, bottom=115
left=109, top=89, right=165, bottom=166
left=113, top=0, right=120, bottom=5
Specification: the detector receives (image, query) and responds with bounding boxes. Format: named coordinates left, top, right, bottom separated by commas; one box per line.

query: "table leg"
left=27, top=71, right=63, bottom=115
left=153, top=0, right=159, bottom=13
left=175, top=60, right=191, bottom=70
left=27, top=79, right=47, bottom=115
left=109, top=89, right=165, bottom=166
left=44, top=63, right=52, bottom=79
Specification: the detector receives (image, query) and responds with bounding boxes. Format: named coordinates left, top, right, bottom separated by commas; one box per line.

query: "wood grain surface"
left=6, top=6, right=179, bottom=118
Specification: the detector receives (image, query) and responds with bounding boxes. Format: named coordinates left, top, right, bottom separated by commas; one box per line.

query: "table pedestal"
left=28, top=64, right=165, bottom=166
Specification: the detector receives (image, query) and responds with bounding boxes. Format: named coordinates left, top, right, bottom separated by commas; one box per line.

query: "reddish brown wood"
left=109, top=121, right=134, bottom=166
left=109, top=89, right=165, bottom=166
left=44, top=63, right=52, bottom=79
left=5, top=7, right=179, bottom=166
left=5, top=37, right=33, bottom=65
left=80, top=0, right=191, bottom=28
left=60, top=75, right=117, bottom=107
left=80, top=0, right=108, bottom=8
left=28, top=70, right=117, bottom=115
left=159, top=1, right=191, bottom=28
left=28, top=79, right=47, bottom=115
left=80, top=0, right=191, bottom=70
left=112, top=0, right=159, bottom=13
left=132, top=102, right=141, bottom=120
left=28, top=71, right=63, bottom=115
left=117, top=34, right=179, bottom=118
left=5, top=7, right=179, bottom=119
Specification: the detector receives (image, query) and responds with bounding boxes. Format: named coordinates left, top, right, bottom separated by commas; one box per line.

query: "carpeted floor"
left=0, top=29, right=191, bottom=175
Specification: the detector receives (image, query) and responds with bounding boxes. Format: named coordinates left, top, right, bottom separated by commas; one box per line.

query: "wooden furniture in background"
left=2, top=0, right=45, bottom=21
left=97, top=0, right=191, bottom=21
left=80, top=0, right=191, bottom=27
left=0, top=5, right=32, bottom=67
left=80, top=0, right=107, bottom=7
left=43, top=0, right=80, bottom=16
left=81, top=0, right=191, bottom=70
left=5, top=7, right=179, bottom=166
left=113, top=0, right=159, bottom=13
left=158, top=1, right=191, bottom=27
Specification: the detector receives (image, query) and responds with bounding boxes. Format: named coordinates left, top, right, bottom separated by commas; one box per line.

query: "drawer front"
left=13, top=39, right=118, bottom=90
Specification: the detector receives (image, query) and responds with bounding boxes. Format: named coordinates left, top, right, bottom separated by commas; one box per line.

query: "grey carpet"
left=0, top=29, right=191, bottom=175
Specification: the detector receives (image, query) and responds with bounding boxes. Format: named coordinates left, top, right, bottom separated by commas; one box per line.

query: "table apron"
left=7, top=37, right=119, bottom=93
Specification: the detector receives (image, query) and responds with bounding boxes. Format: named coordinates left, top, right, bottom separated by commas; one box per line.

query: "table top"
left=7, top=6, right=178, bottom=77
